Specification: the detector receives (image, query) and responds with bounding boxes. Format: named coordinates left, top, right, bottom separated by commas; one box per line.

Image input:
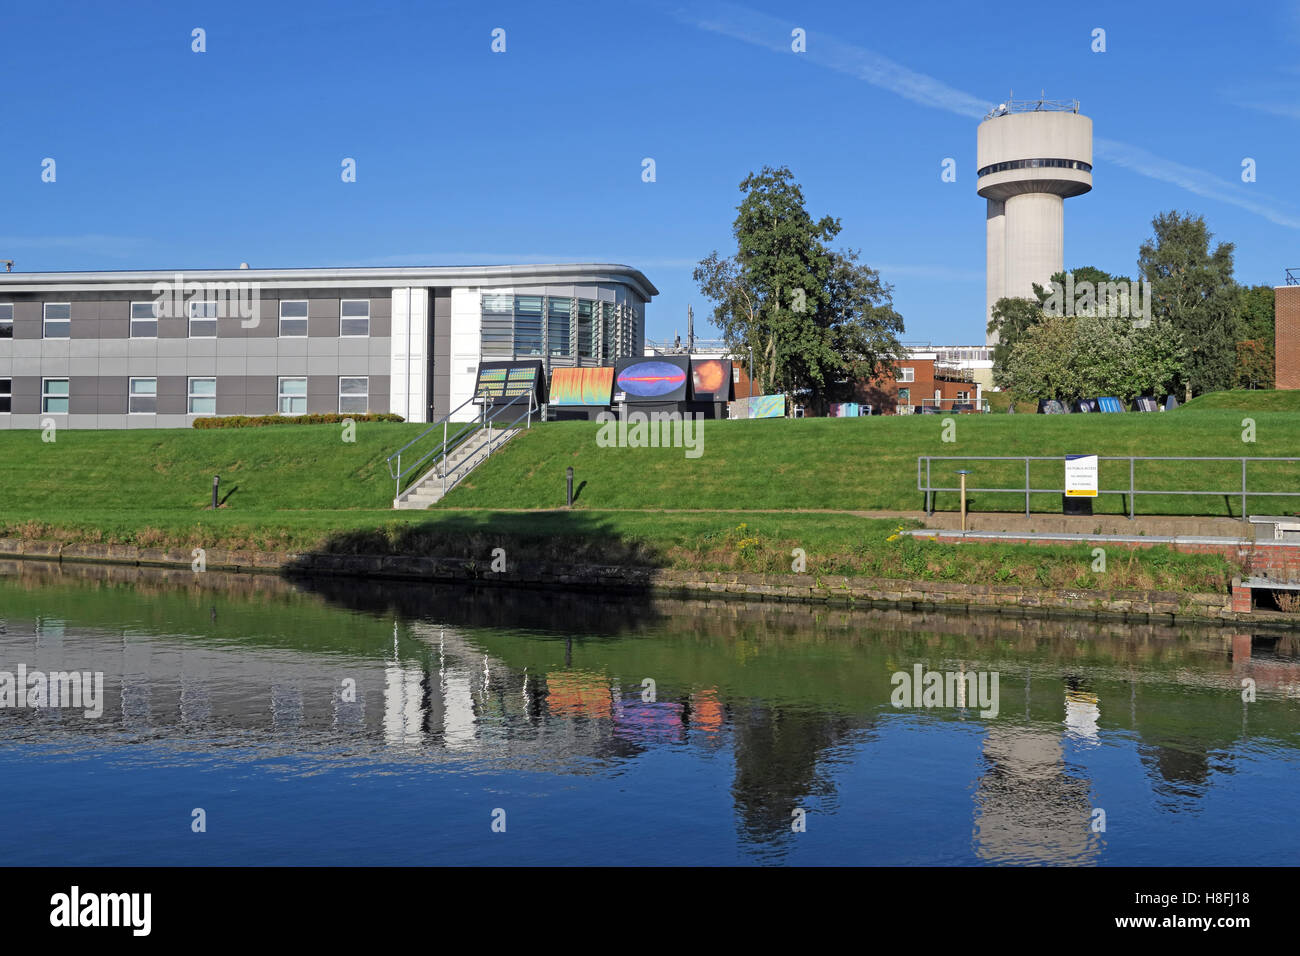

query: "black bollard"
left=566, top=467, right=574, bottom=508
left=212, top=475, right=220, bottom=510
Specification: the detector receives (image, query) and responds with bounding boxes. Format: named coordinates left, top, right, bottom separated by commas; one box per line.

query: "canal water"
left=0, top=560, right=1296, bottom=866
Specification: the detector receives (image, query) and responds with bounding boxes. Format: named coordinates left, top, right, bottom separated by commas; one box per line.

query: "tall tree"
left=1138, top=212, right=1241, bottom=397
left=694, top=166, right=904, bottom=412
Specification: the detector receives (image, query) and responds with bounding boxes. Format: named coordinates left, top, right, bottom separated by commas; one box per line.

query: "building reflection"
left=2, top=560, right=1299, bottom=865
left=973, top=724, right=1101, bottom=865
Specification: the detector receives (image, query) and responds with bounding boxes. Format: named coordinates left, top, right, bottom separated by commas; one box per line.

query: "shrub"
left=192, top=413, right=404, bottom=429
left=1273, top=590, right=1300, bottom=613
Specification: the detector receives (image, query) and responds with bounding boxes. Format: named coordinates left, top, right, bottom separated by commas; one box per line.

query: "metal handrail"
left=386, top=393, right=478, bottom=495
left=916, top=456, right=1300, bottom=520
left=434, top=390, right=537, bottom=501
left=386, top=391, right=536, bottom=502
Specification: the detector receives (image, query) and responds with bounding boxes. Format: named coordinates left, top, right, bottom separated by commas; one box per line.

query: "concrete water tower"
left=977, top=97, right=1092, bottom=345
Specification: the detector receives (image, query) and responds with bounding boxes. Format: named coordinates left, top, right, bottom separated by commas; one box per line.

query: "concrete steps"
left=394, top=426, right=520, bottom=509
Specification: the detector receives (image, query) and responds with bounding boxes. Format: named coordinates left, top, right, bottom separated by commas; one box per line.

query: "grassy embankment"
left=1178, top=389, right=1300, bottom=412
left=2, top=406, right=1293, bottom=589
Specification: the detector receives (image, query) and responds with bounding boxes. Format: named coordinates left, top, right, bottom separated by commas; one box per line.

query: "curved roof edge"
left=0, top=262, right=659, bottom=300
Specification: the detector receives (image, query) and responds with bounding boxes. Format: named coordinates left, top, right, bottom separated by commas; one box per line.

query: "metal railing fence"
left=917, top=456, right=1300, bottom=520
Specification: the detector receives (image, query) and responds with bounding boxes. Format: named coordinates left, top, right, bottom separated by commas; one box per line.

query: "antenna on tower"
left=687, top=304, right=695, bottom=352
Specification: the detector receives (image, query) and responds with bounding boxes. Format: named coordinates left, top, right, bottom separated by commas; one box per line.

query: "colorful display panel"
left=613, top=356, right=690, bottom=403
left=728, top=394, right=785, bottom=419
left=474, top=361, right=544, bottom=405
left=549, top=366, right=615, bottom=406
left=690, top=358, right=733, bottom=402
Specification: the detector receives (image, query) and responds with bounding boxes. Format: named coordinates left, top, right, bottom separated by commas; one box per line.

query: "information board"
left=1065, top=454, right=1098, bottom=498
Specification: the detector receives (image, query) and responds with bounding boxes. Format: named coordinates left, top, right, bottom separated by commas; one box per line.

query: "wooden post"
left=957, top=470, right=971, bottom=531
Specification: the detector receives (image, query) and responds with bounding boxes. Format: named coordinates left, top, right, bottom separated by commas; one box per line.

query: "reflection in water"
left=0, top=559, right=1297, bottom=865
left=975, top=727, right=1101, bottom=865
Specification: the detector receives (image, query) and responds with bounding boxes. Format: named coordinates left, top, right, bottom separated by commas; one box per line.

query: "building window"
left=43, top=303, right=71, bottom=339
left=340, top=299, right=370, bottom=337
left=188, top=377, right=216, bottom=415
left=956, top=391, right=971, bottom=403
left=128, top=377, right=158, bottom=414
left=480, top=293, right=513, bottom=356
left=42, top=378, right=69, bottom=413
left=513, top=296, right=543, bottom=356
left=339, top=376, right=369, bottom=413
left=189, top=300, right=218, bottom=337
left=280, top=300, right=308, bottom=337
left=130, top=301, right=159, bottom=338
left=278, top=376, right=307, bottom=414
left=0, top=304, right=12, bottom=339
left=576, top=300, right=594, bottom=358
left=547, top=298, right=572, bottom=357
left=899, top=367, right=914, bottom=383
left=0, top=378, right=10, bottom=413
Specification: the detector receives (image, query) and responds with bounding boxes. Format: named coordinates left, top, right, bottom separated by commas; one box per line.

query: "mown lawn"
left=0, top=407, right=1282, bottom=590
left=444, top=410, right=1300, bottom=516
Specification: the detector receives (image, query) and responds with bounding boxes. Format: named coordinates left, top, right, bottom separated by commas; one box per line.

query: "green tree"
left=1235, top=285, right=1275, bottom=388
left=1072, top=315, right=1185, bottom=400
left=1003, top=314, right=1184, bottom=405
left=1001, top=314, right=1081, bottom=404
left=1235, top=340, right=1273, bottom=390
left=989, top=266, right=1136, bottom=388
left=694, top=166, right=905, bottom=413
left=1138, top=212, right=1241, bottom=397
left=988, top=296, right=1044, bottom=386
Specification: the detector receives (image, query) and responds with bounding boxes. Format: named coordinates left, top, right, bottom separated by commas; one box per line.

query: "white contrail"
left=679, top=2, right=1300, bottom=229
left=1094, top=138, right=1300, bottom=229
left=691, top=2, right=988, bottom=118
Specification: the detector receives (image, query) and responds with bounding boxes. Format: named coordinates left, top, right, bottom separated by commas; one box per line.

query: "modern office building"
left=0, top=263, right=655, bottom=429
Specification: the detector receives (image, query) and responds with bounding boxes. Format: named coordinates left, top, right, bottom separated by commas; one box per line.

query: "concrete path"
left=435, top=506, right=1255, bottom=539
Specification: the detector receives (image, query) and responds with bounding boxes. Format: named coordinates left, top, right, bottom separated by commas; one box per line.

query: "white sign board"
left=1065, top=454, right=1098, bottom=498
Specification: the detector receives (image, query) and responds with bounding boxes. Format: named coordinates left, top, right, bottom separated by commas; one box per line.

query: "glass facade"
left=576, top=300, right=593, bottom=358
left=547, top=298, right=571, bottom=357
left=513, top=296, right=543, bottom=356
left=480, top=293, right=635, bottom=365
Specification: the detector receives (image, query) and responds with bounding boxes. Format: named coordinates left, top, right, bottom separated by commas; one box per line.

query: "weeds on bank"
left=0, top=514, right=1238, bottom=594
left=672, top=522, right=1237, bottom=593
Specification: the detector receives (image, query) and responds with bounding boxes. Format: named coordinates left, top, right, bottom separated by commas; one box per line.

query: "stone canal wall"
left=2, top=537, right=1291, bottom=629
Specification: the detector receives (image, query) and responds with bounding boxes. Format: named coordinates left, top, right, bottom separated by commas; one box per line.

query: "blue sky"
left=3, top=0, right=1299, bottom=344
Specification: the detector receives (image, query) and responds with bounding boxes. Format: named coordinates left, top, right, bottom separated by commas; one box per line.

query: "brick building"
left=855, top=353, right=982, bottom=414
left=1276, top=283, right=1300, bottom=389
